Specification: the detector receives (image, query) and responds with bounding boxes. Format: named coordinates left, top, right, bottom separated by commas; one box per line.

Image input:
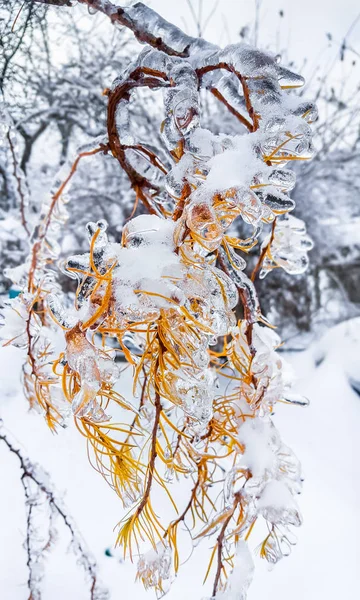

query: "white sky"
left=148, top=0, right=360, bottom=55
left=146, top=0, right=360, bottom=91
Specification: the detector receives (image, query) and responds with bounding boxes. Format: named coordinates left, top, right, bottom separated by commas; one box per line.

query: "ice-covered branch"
left=0, top=421, right=108, bottom=600
left=34, top=0, right=204, bottom=57
left=2, top=5, right=317, bottom=599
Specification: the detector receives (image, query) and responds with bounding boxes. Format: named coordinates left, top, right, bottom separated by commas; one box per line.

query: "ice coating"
left=258, top=480, right=302, bottom=527
left=65, top=324, right=119, bottom=421
left=259, top=214, right=314, bottom=278
left=55, top=215, right=238, bottom=431
left=137, top=542, right=173, bottom=592
left=1, top=7, right=317, bottom=600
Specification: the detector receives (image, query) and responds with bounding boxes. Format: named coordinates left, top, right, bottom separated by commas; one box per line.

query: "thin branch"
left=210, top=87, right=253, bottom=131
left=6, top=130, right=31, bottom=236
left=212, top=498, right=238, bottom=597
left=0, top=421, right=106, bottom=599
left=28, top=143, right=108, bottom=292
left=134, top=391, right=162, bottom=519
left=251, top=218, right=277, bottom=282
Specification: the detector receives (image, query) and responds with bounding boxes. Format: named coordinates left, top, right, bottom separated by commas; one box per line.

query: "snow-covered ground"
left=1, top=320, right=360, bottom=600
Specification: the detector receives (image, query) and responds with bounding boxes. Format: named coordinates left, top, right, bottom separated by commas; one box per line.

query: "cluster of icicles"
left=2, top=27, right=316, bottom=600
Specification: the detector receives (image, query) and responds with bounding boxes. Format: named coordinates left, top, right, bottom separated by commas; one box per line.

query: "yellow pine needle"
left=203, top=543, right=218, bottom=584
left=194, top=509, right=233, bottom=540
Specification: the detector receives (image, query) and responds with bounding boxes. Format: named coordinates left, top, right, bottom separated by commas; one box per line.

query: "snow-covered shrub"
left=1, top=1, right=317, bottom=598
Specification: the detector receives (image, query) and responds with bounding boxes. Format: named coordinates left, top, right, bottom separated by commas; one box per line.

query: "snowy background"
left=2, top=319, right=360, bottom=599
left=1, top=1, right=360, bottom=599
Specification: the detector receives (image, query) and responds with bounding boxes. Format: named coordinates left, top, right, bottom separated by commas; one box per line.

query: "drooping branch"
left=3, top=4, right=316, bottom=599
left=134, top=390, right=162, bottom=519
left=212, top=504, right=237, bottom=597
left=30, top=0, right=261, bottom=136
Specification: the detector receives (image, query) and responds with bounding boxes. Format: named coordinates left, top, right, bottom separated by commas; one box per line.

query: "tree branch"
left=33, top=0, right=199, bottom=57
left=6, top=130, right=31, bottom=235
left=0, top=420, right=107, bottom=599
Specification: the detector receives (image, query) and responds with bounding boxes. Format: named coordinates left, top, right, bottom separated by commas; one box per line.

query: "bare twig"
left=0, top=421, right=107, bottom=599
left=6, top=130, right=31, bottom=236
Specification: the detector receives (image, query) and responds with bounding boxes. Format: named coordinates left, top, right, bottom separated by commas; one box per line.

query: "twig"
left=0, top=422, right=107, bottom=600
left=28, top=143, right=108, bottom=292
left=6, top=130, right=31, bottom=236
left=212, top=498, right=239, bottom=597
left=251, top=218, right=277, bottom=282
left=134, top=390, right=162, bottom=519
